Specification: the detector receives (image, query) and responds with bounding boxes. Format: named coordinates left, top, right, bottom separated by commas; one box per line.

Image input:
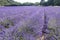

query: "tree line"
left=0, top=0, right=60, bottom=6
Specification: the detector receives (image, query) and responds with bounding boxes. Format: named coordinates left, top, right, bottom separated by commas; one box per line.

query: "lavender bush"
left=0, top=6, right=60, bottom=40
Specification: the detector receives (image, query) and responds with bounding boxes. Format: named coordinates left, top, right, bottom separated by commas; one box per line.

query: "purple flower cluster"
left=0, top=6, right=60, bottom=40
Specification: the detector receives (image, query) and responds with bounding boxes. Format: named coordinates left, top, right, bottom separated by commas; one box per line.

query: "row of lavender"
left=44, top=7, right=60, bottom=40
left=0, top=6, right=60, bottom=40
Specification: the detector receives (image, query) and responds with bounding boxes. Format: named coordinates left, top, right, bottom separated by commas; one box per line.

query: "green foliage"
left=40, top=0, right=54, bottom=6
left=40, top=0, right=60, bottom=6
left=22, top=2, right=34, bottom=6
left=0, top=0, right=11, bottom=6
left=19, top=34, right=24, bottom=40
left=34, top=2, right=40, bottom=6
left=0, top=0, right=21, bottom=6
left=0, top=18, right=14, bottom=28
left=0, top=0, right=40, bottom=6
left=54, top=0, right=60, bottom=6
left=0, top=0, right=60, bottom=6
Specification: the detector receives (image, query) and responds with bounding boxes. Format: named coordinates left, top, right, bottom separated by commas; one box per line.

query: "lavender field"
left=0, top=6, right=60, bottom=40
